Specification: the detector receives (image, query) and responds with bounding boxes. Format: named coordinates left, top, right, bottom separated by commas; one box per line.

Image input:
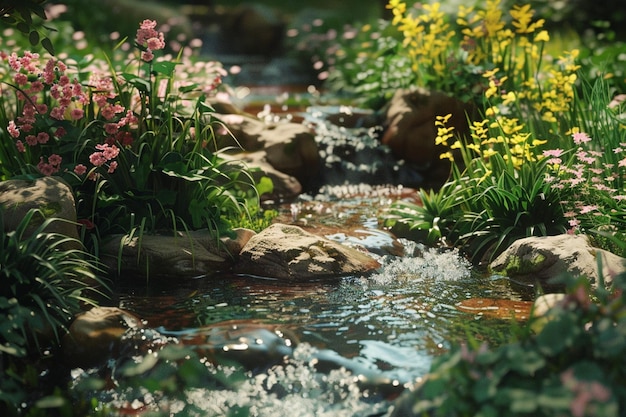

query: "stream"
left=71, top=95, right=535, bottom=416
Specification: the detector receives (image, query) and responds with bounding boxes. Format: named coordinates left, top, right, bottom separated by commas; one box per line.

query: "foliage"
left=394, top=271, right=626, bottom=417
left=0, top=19, right=265, bottom=252
left=0, top=207, right=108, bottom=416
left=389, top=111, right=569, bottom=264
left=0, top=208, right=106, bottom=358
left=381, top=1, right=626, bottom=261
left=542, top=77, right=626, bottom=256
left=0, top=0, right=55, bottom=55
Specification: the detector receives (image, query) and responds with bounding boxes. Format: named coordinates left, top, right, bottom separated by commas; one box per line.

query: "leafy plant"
left=387, top=181, right=464, bottom=246
left=0, top=0, right=55, bottom=55
left=391, top=270, right=626, bottom=417
left=0, top=208, right=107, bottom=357
left=0, top=19, right=265, bottom=252
left=456, top=154, right=569, bottom=263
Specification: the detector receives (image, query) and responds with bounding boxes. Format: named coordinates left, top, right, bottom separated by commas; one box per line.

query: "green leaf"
left=256, top=176, right=274, bottom=196
left=121, top=352, right=159, bottom=377
left=16, top=21, right=29, bottom=33
left=535, top=312, right=579, bottom=356
left=152, top=61, right=178, bottom=77
left=121, top=72, right=151, bottom=93
left=34, top=395, right=67, bottom=409
left=41, top=37, right=55, bottom=55
left=179, top=83, right=199, bottom=94
left=28, top=30, right=39, bottom=46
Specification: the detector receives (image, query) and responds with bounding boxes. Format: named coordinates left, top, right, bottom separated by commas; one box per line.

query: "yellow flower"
left=485, top=106, right=499, bottom=116
left=466, top=143, right=481, bottom=153
left=534, top=30, right=550, bottom=42
left=482, top=67, right=500, bottom=79
left=482, top=148, right=498, bottom=158
left=439, top=151, right=454, bottom=161
left=502, top=91, right=516, bottom=106
left=435, top=113, right=453, bottom=126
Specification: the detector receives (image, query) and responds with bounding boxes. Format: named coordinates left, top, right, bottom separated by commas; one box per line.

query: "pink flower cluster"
left=89, top=143, right=120, bottom=175
left=3, top=51, right=90, bottom=176
left=135, top=19, right=165, bottom=62
left=544, top=131, right=626, bottom=231
left=38, top=154, right=62, bottom=176
left=560, top=367, right=611, bottom=417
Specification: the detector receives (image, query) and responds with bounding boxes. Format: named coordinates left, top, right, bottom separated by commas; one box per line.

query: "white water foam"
left=367, top=240, right=472, bottom=285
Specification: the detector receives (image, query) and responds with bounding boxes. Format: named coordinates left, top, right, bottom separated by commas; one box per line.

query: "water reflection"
left=108, top=241, right=527, bottom=415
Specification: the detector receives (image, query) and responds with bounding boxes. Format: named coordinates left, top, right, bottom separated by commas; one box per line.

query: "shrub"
left=391, top=270, right=626, bottom=417
left=0, top=19, right=265, bottom=252
left=0, top=208, right=107, bottom=357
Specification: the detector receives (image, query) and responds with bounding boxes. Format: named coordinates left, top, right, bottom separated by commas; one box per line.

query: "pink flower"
left=14, top=73, right=28, bottom=85
left=74, top=164, right=87, bottom=175
left=25, top=135, right=38, bottom=146
left=116, top=131, right=134, bottom=146
left=50, top=106, right=65, bottom=120
left=95, top=143, right=120, bottom=160
left=7, top=120, right=20, bottom=138
left=107, top=161, right=118, bottom=174
left=70, top=108, right=84, bottom=120
left=89, top=152, right=107, bottom=167
left=37, top=156, right=60, bottom=176
left=105, top=123, right=119, bottom=135
left=37, top=132, right=49, bottom=144
left=48, top=153, right=62, bottom=166
left=572, top=132, right=591, bottom=145
left=54, top=127, right=67, bottom=138
left=619, top=158, right=626, bottom=168
left=15, top=140, right=25, bottom=152
left=146, top=37, right=165, bottom=51
left=141, top=50, right=155, bottom=62
left=579, top=205, right=598, bottom=214
left=542, top=149, right=564, bottom=158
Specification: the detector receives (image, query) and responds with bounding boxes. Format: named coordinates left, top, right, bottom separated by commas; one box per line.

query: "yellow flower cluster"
left=387, top=0, right=581, bottom=170
left=386, top=1, right=455, bottom=82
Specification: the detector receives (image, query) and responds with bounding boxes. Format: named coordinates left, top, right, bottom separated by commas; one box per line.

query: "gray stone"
left=0, top=176, right=81, bottom=250
left=234, top=223, right=381, bottom=280
left=490, top=234, right=626, bottom=290
left=99, top=228, right=255, bottom=278
left=381, top=88, right=475, bottom=187
left=215, top=111, right=320, bottom=196
left=62, top=306, right=143, bottom=368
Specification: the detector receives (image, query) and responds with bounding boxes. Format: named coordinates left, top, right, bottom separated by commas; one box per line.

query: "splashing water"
left=368, top=240, right=472, bottom=285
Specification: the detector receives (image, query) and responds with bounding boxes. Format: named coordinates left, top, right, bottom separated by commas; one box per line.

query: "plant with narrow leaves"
left=0, top=208, right=107, bottom=358
left=387, top=181, right=464, bottom=246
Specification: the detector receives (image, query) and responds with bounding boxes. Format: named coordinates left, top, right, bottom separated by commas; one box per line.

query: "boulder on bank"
left=381, top=88, right=474, bottom=187
left=489, top=234, right=626, bottom=290
left=100, top=228, right=255, bottom=278
left=215, top=111, right=321, bottom=197
left=234, top=223, right=381, bottom=280
left=0, top=176, right=81, bottom=250
left=62, top=306, right=143, bottom=368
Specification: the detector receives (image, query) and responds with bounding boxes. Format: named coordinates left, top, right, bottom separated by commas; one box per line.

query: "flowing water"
left=71, top=101, right=534, bottom=416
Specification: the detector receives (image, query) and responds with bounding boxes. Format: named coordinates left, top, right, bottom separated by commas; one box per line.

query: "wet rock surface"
left=489, top=234, right=626, bottom=290
left=235, top=223, right=381, bottom=280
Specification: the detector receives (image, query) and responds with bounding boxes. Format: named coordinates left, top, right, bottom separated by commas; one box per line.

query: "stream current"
left=73, top=104, right=532, bottom=416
